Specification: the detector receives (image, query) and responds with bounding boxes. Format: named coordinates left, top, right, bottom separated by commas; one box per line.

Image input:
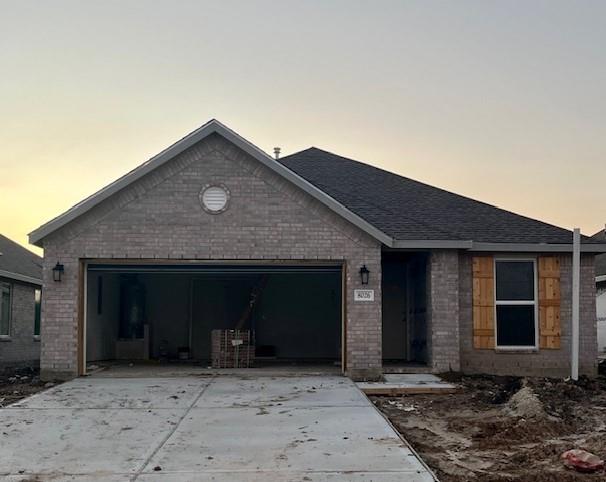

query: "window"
left=34, top=288, right=41, bottom=337
left=495, top=259, right=537, bottom=348
left=0, top=282, right=11, bottom=337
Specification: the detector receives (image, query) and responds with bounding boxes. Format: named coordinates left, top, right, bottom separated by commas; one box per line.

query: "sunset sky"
left=1, top=1, right=605, bottom=255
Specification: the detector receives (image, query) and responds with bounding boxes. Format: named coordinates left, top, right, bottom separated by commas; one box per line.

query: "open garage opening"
left=84, top=263, right=343, bottom=373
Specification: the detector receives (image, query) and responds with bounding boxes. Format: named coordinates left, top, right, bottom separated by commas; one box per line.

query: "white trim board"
left=29, top=119, right=393, bottom=248
left=391, top=240, right=606, bottom=252
left=469, top=242, right=606, bottom=253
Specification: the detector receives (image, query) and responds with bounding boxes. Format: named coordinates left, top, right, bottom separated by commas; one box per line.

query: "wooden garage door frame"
left=79, top=259, right=346, bottom=376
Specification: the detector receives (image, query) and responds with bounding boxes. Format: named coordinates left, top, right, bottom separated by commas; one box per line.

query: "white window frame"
left=493, top=257, right=539, bottom=350
left=0, top=282, right=12, bottom=339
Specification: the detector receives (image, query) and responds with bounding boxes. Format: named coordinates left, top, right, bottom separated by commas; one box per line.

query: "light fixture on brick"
left=52, top=262, right=64, bottom=282
left=359, top=264, right=370, bottom=285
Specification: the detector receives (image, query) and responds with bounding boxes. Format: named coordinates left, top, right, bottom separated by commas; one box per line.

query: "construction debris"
left=561, top=449, right=604, bottom=473
left=0, top=368, right=53, bottom=407
left=505, top=380, right=547, bottom=419
left=358, top=374, right=457, bottom=396
left=211, top=329, right=254, bottom=368
left=373, top=374, right=606, bottom=481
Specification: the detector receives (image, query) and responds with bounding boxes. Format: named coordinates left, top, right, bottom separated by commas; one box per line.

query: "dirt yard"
left=372, top=372, right=606, bottom=481
left=0, top=367, right=54, bottom=407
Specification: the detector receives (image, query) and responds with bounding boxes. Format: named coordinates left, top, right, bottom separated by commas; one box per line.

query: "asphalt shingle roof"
left=280, top=147, right=594, bottom=245
left=0, top=234, right=42, bottom=282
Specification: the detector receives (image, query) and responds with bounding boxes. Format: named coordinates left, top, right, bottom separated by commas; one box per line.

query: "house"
left=592, top=228, right=606, bottom=353
left=28, top=120, right=606, bottom=380
left=0, top=234, right=43, bottom=369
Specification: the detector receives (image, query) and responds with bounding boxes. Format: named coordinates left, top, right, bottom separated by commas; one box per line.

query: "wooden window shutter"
left=538, top=256, right=561, bottom=349
left=472, top=256, right=495, bottom=349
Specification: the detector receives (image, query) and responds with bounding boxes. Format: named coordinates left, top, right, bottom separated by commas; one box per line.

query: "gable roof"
left=0, top=234, right=42, bottom=285
left=29, top=120, right=391, bottom=247
left=280, top=147, right=606, bottom=252
left=29, top=120, right=606, bottom=253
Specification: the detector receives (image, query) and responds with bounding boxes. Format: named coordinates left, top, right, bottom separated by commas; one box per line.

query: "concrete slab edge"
left=356, top=387, right=440, bottom=481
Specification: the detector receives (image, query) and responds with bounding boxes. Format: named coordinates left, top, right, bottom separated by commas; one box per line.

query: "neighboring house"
left=592, top=228, right=606, bottom=353
left=0, top=234, right=43, bottom=369
left=28, top=119, right=606, bottom=380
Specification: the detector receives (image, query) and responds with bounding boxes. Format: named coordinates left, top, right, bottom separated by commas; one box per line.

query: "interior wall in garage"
left=255, top=274, right=341, bottom=359
left=87, top=272, right=192, bottom=361
left=190, top=271, right=341, bottom=361
left=87, top=268, right=342, bottom=363
left=144, top=274, right=191, bottom=358
left=190, top=277, right=253, bottom=360
left=86, top=273, right=120, bottom=361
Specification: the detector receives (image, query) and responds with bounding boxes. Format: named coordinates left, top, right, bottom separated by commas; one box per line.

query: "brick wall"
left=0, top=278, right=40, bottom=368
left=459, top=252, right=597, bottom=377
left=427, top=250, right=461, bottom=372
left=40, top=133, right=382, bottom=380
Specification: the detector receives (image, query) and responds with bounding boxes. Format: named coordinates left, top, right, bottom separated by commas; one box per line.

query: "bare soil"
left=0, top=367, right=54, bottom=407
left=371, top=373, right=606, bottom=481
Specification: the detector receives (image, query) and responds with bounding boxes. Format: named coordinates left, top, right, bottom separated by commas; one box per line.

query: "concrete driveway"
left=0, top=375, right=435, bottom=481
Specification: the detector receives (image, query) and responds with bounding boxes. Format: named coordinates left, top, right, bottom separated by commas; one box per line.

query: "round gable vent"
left=200, top=184, right=230, bottom=214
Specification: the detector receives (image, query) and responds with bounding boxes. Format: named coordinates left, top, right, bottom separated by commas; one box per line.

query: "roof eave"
left=390, top=240, right=606, bottom=253
left=0, top=269, right=42, bottom=286
left=469, top=242, right=606, bottom=253
left=392, top=240, right=473, bottom=249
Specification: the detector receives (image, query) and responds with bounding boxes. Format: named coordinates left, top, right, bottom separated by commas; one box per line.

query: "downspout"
left=571, top=228, right=581, bottom=381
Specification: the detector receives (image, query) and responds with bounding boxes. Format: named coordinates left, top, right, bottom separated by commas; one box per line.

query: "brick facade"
left=40, top=134, right=382, bottom=380
left=427, top=250, right=461, bottom=372
left=458, top=252, right=597, bottom=377
left=0, top=278, right=40, bottom=368
left=37, top=132, right=600, bottom=380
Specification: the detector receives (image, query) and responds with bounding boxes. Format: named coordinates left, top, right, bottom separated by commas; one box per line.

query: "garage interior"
left=381, top=252, right=428, bottom=367
left=85, top=264, right=343, bottom=368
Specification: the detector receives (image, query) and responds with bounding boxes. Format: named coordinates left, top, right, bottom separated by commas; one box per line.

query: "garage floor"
left=0, top=375, right=435, bottom=481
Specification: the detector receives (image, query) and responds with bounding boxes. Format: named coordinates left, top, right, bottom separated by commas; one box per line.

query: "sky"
left=1, top=1, right=605, bottom=255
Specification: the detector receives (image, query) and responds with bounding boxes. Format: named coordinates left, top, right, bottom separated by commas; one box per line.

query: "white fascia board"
left=580, top=243, right=606, bottom=253
left=392, top=240, right=473, bottom=249
left=469, top=242, right=606, bottom=253
left=389, top=240, right=606, bottom=252
left=0, top=269, right=42, bottom=286
left=596, top=275, right=606, bottom=283
left=29, top=119, right=393, bottom=248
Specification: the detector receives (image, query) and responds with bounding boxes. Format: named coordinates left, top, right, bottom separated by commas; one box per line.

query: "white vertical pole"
left=571, top=228, right=581, bottom=381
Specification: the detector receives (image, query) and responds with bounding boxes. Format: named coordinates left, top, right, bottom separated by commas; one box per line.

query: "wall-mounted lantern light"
left=52, top=262, right=64, bottom=282
left=359, top=264, right=370, bottom=285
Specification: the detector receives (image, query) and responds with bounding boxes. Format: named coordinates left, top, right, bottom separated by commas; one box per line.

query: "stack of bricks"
left=211, top=329, right=255, bottom=368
